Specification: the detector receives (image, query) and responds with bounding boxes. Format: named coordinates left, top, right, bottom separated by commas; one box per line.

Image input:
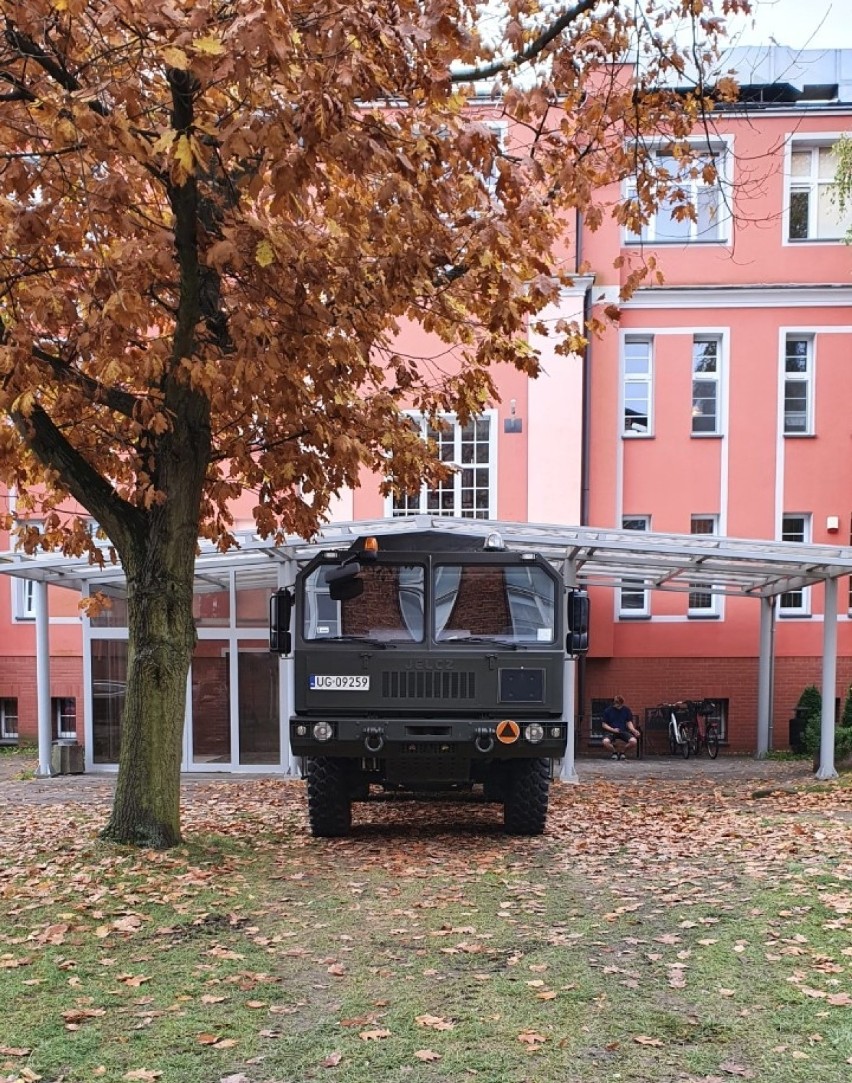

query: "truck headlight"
left=550, top=726, right=562, bottom=739
left=313, top=721, right=334, bottom=742
left=295, top=724, right=308, bottom=737
left=525, top=723, right=545, bottom=744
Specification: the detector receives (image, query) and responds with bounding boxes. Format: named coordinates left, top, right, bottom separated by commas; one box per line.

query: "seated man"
left=601, top=695, right=641, bottom=760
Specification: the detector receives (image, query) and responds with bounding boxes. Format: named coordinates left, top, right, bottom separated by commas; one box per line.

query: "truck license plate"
left=309, top=675, right=370, bottom=691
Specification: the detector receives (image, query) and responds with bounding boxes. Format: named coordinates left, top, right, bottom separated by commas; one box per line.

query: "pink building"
left=2, top=46, right=852, bottom=765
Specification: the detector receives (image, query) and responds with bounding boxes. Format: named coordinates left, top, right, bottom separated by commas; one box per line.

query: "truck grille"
left=381, top=670, right=476, bottom=700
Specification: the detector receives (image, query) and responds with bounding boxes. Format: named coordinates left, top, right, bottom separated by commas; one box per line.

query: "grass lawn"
left=2, top=758, right=852, bottom=1082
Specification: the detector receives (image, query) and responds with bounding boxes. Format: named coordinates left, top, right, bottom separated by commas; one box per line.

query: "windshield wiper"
left=316, top=635, right=391, bottom=649
left=440, top=636, right=519, bottom=649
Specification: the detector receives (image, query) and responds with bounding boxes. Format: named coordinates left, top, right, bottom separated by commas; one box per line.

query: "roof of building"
left=3, top=515, right=852, bottom=600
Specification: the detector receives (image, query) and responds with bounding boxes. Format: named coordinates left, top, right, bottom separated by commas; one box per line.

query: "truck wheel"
left=504, top=758, right=549, bottom=836
left=306, top=758, right=352, bottom=837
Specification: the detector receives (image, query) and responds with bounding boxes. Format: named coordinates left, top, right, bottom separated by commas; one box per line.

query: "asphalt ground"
left=0, top=750, right=815, bottom=808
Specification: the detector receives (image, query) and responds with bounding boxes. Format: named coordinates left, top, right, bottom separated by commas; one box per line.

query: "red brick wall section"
left=584, top=656, right=852, bottom=753
left=0, top=657, right=84, bottom=744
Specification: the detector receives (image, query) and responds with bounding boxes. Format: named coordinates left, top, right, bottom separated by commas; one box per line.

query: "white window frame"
left=688, top=515, right=720, bottom=617
left=782, top=335, right=814, bottom=436
left=52, top=696, right=77, bottom=741
left=785, top=138, right=852, bottom=243
left=691, top=336, right=722, bottom=436
left=779, top=514, right=811, bottom=614
left=0, top=698, right=18, bottom=742
left=12, top=577, right=37, bottom=621
left=386, top=409, right=497, bottom=519
left=619, top=516, right=650, bottom=617
left=622, top=336, right=654, bottom=436
left=624, top=140, right=732, bottom=245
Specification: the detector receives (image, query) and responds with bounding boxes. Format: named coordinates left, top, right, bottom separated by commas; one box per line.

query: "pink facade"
left=2, top=47, right=852, bottom=758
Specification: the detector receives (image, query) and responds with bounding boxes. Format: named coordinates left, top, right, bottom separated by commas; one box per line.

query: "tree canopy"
left=0, top=0, right=749, bottom=845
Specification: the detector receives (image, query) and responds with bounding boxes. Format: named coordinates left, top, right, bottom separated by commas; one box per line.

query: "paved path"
left=0, top=750, right=816, bottom=807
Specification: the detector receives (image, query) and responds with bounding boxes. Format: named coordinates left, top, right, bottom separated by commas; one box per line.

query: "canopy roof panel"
left=3, top=515, right=852, bottom=600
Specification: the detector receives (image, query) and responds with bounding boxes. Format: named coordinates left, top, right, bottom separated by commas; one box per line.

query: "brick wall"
left=584, top=656, right=852, bottom=753
left=0, top=656, right=84, bottom=744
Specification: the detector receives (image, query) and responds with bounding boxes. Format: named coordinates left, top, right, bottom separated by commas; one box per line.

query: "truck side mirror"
left=269, top=588, right=293, bottom=655
left=566, top=589, right=589, bottom=655
left=327, top=561, right=364, bottom=602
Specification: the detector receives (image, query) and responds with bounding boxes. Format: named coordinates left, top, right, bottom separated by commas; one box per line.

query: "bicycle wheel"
left=679, top=724, right=690, bottom=758
left=688, top=723, right=700, bottom=757
left=706, top=726, right=719, bottom=759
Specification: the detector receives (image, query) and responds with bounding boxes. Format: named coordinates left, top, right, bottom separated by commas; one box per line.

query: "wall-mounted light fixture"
left=826, top=516, right=840, bottom=533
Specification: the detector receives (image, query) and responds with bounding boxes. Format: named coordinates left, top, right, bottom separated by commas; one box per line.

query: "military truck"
left=270, top=528, right=588, bottom=836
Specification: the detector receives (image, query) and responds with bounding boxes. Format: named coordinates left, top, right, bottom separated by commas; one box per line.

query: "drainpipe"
left=576, top=209, right=592, bottom=733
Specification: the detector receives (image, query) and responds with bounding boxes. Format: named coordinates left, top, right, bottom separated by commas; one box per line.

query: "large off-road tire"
left=503, top=758, right=550, bottom=836
left=305, top=758, right=353, bottom=838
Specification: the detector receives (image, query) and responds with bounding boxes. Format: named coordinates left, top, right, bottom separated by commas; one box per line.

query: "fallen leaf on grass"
left=536, top=990, right=558, bottom=1001
left=719, top=1063, right=755, bottom=1078
left=416, top=1014, right=454, bottom=1031
left=319, top=1052, right=342, bottom=1067
left=517, top=1031, right=547, bottom=1045
left=63, top=1007, right=106, bottom=1028
left=414, top=1050, right=441, bottom=1062
left=123, top=1072, right=162, bottom=1082
left=0, top=1045, right=31, bottom=1056
left=633, top=1035, right=664, bottom=1047
left=359, top=1029, right=391, bottom=1041
left=327, top=963, right=347, bottom=976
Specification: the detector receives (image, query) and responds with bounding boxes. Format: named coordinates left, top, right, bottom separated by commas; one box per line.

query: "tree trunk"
left=100, top=520, right=198, bottom=847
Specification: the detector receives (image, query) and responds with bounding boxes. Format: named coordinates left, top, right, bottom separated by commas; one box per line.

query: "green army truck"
left=270, top=529, right=588, bottom=836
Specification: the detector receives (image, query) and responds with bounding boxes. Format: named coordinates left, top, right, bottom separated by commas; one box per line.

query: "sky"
left=727, top=0, right=852, bottom=50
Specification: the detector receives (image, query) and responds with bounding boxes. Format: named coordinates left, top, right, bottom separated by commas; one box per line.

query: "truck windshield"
left=303, top=563, right=425, bottom=642
left=434, top=564, right=557, bottom=644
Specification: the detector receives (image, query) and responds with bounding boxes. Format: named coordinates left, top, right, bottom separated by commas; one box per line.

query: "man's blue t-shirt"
left=603, top=704, right=632, bottom=732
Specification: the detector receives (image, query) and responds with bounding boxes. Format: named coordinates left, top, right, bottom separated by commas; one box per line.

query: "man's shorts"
left=608, top=730, right=633, bottom=744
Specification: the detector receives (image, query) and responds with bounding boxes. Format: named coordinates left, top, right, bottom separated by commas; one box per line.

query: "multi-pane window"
left=52, top=697, right=77, bottom=741
left=788, top=144, right=852, bottom=241
left=779, top=515, right=810, bottom=612
left=0, top=698, right=18, bottom=742
left=12, top=577, right=36, bottom=620
left=626, top=148, right=729, bottom=244
left=390, top=414, right=494, bottom=519
left=692, top=337, right=721, bottom=435
left=623, top=338, right=653, bottom=434
left=783, top=337, right=813, bottom=435
left=619, top=516, right=650, bottom=615
left=688, top=515, right=719, bottom=615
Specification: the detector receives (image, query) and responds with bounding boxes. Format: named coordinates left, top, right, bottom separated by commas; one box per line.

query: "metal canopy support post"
left=756, top=596, right=775, bottom=757
left=816, top=577, right=839, bottom=781
left=279, top=559, right=300, bottom=776
left=34, top=581, right=53, bottom=778
left=560, top=556, right=579, bottom=783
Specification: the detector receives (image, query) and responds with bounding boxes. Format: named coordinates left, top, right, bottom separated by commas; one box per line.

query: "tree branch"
left=450, top=0, right=600, bottom=84
left=29, top=345, right=141, bottom=419
left=11, top=401, right=143, bottom=550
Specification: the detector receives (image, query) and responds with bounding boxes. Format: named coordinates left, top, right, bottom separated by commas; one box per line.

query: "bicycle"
left=654, top=702, right=691, bottom=759
left=680, top=698, right=720, bottom=759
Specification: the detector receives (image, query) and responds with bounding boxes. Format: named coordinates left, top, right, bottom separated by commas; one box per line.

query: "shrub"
left=802, top=684, right=852, bottom=763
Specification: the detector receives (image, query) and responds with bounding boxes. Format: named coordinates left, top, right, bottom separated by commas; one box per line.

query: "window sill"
left=690, top=433, right=723, bottom=439
left=618, top=614, right=652, bottom=621
left=778, top=612, right=812, bottom=619
left=622, top=432, right=653, bottom=439
left=687, top=613, right=721, bottom=620
left=783, top=433, right=816, bottom=439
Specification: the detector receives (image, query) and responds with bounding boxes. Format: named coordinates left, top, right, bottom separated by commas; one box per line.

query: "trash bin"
left=789, top=709, right=809, bottom=754
left=51, top=741, right=85, bottom=775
